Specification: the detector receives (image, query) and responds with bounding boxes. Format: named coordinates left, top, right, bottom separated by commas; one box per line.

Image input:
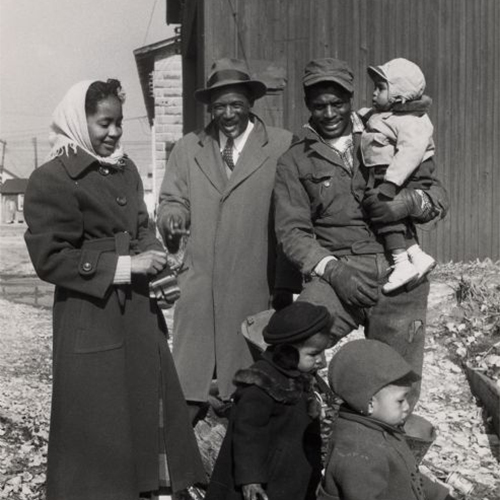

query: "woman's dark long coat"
left=24, top=148, right=205, bottom=500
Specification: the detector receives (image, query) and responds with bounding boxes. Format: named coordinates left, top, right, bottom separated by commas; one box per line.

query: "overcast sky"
left=0, top=0, right=175, bottom=177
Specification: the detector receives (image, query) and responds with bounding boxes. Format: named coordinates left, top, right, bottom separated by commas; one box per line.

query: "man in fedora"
left=273, top=58, right=449, bottom=403
left=157, top=58, right=296, bottom=423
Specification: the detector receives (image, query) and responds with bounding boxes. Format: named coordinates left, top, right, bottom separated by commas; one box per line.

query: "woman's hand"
left=131, top=250, right=167, bottom=276
left=242, top=483, right=269, bottom=500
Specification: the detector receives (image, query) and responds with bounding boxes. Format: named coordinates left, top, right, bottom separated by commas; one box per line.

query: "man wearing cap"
left=157, top=58, right=296, bottom=422
left=273, top=58, right=449, bottom=386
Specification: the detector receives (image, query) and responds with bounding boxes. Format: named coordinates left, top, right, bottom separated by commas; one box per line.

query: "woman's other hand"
left=242, top=483, right=269, bottom=500
left=131, top=250, right=167, bottom=276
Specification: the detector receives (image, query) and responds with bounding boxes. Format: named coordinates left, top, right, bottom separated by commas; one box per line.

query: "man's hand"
left=131, top=250, right=167, bottom=276
left=164, top=213, right=190, bottom=240
left=323, top=259, right=379, bottom=308
left=363, top=188, right=435, bottom=225
left=158, top=212, right=190, bottom=253
left=242, top=483, right=269, bottom=500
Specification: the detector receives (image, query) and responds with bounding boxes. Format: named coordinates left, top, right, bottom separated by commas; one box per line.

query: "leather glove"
left=157, top=211, right=189, bottom=253
left=363, top=187, right=436, bottom=225
left=377, top=181, right=399, bottom=200
left=323, top=259, right=379, bottom=308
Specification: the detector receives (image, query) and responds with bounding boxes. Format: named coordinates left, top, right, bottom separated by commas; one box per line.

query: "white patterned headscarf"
left=47, top=80, right=125, bottom=165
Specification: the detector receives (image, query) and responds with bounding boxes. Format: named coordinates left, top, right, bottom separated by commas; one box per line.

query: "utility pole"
left=32, top=137, right=38, bottom=169
left=0, top=139, right=6, bottom=223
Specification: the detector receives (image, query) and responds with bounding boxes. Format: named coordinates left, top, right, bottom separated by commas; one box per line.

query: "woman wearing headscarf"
left=24, top=79, right=206, bottom=500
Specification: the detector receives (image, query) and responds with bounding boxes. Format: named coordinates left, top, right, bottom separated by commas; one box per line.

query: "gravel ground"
left=0, top=226, right=499, bottom=499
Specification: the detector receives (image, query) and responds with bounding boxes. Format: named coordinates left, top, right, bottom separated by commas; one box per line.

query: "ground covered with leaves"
left=417, top=260, right=500, bottom=498
left=1, top=257, right=499, bottom=499
left=0, top=301, right=51, bottom=499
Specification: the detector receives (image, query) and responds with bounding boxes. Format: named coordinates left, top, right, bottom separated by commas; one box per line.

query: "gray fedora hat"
left=195, top=58, right=267, bottom=104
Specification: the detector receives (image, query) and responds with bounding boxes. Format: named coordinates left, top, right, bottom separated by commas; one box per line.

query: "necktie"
left=222, top=137, right=235, bottom=170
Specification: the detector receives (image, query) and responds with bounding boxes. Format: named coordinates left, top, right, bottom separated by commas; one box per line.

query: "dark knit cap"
left=263, top=301, right=331, bottom=345
left=328, top=339, right=421, bottom=414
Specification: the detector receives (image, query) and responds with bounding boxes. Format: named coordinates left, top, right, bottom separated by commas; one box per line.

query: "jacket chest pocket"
left=302, top=172, right=351, bottom=219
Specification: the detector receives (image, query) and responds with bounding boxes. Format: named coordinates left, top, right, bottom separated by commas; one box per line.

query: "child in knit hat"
left=360, top=57, right=438, bottom=293
left=317, top=339, right=456, bottom=500
left=205, top=301, right=331, bottom=500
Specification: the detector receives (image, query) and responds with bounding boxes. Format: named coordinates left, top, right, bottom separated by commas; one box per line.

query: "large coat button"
left=82, top=262, right=92, bottom=272
left=116, top=196, right=127, bottom=206
left=98, top=166, right=110, bottom=176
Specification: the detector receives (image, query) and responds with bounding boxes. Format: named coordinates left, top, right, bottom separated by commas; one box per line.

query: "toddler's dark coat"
left=317, top=408, right=449, bottom=500
left=205, top=350, right=322, bottom=500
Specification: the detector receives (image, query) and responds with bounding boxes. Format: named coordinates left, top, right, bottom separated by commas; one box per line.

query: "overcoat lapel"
left=223, top=118, right=269, bottom=198
left=194, top=127, right=227, bottom=194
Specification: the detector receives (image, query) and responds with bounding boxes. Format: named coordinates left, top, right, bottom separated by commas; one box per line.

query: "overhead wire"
left=142, top=0, right=159, bottom=46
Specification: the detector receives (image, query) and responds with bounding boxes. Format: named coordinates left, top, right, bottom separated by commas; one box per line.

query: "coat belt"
left=81, top=232, right=138, bottom=256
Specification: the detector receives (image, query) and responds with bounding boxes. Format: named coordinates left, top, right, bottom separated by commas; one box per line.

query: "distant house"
left=134, top=36, right=182, bottom=212
left=1, top=178, right=28, bottom=223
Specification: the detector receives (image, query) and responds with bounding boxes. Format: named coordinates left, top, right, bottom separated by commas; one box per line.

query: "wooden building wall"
left=181, top=0, right=500, bottom=263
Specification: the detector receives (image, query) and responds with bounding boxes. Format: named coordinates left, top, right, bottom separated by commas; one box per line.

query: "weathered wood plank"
left=465, top=364, right=500, bottom=437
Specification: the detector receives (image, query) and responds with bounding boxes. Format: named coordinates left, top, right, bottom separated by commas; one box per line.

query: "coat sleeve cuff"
left=301, top=246, right=336, bottom=276
left=313, top=256, right=337, bottom=277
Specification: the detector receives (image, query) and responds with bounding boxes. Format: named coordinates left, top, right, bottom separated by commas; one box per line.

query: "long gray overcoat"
left=158, top=116, right=294, bottom=402
left=24, top=148, right=205, bottom=500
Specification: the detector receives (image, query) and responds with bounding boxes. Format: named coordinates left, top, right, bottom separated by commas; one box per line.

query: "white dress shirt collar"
left=219, top=119, right=255, bottom=165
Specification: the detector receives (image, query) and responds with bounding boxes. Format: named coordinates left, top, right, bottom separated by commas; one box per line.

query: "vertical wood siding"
left=199, top=0, right=500, bottom=262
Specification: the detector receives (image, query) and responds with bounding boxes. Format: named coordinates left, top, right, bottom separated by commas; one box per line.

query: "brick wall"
left=152, top=53, right=183, bottom=201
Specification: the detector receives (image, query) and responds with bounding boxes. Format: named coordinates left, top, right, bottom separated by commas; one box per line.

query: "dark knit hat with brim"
left=328, top=339, right=421, bottom=414
left=263, top=301, right=331, bottom=345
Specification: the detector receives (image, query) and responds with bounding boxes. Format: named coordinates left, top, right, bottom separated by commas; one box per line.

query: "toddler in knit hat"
left=317, top=339, right=456, bottom=500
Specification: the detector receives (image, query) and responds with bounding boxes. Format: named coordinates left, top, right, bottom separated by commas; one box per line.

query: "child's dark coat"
left=205, top=352, right=322, bottom=500
left=317, top=408, right=449, bottom=500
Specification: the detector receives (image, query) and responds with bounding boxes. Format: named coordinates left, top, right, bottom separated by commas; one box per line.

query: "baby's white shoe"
left=383, top=257, right=419, bottom=293
left=407, top=245, right=436, bottom=278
